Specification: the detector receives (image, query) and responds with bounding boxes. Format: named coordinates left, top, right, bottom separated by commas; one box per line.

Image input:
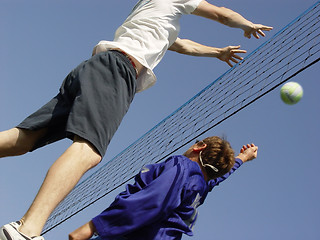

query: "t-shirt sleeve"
left=183, top=0, right=204, bottom=14
left=92, top=160, right=188, bottom=239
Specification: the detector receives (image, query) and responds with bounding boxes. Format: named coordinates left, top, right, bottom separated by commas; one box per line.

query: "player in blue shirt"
left=69, top=136, right=258, bottom=240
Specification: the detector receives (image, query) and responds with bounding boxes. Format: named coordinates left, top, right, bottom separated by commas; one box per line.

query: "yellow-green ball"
left=280, top=82, right=303, bottom=105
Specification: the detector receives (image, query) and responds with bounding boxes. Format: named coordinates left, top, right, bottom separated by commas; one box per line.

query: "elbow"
left=175, top=47, right=190, bottom=55
left=176, top=39, right=196, bottom=55
left=170, top=40, right=191, bottom=55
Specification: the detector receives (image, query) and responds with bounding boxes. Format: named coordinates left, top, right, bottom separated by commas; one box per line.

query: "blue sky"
left=1, top=0, right=319, bottom=240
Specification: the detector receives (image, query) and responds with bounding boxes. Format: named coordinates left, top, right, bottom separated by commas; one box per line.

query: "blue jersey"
left=92, top=155, right=243, bottom=240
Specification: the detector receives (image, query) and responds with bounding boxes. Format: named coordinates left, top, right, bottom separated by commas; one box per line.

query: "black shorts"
left=17, top=50, right=137, bottom=157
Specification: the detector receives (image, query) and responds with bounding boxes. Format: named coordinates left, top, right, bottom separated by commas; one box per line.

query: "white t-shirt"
left=95, top=0, right=203, bottom=92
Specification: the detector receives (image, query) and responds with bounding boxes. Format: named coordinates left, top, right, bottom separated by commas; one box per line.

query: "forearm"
left=169, top=38, right=221, bottom=57
left=192, top=1, right=253, bottom=31
left=169, top=38, right=246, bottom=67
left=69, top=221, right=96, bottom=240
left=214, top=158, right=243, bottom=183
left=213, top=7, right=253, bottom=31
left=208, top=158, right=243, bottom=189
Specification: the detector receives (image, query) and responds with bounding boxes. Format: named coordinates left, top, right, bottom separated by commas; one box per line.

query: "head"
left=184, top=136, right=235, bottom=180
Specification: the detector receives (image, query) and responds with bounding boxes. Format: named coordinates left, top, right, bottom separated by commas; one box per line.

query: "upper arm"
left=192, top=0, right=228, bottom=23
left=168, top=38, right=197, bottom=55
left=168, top=37, right=183, bottom=52
left=192, top=0, right=220, bottom=20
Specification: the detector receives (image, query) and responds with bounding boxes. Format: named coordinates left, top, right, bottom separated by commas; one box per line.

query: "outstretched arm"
left=168, top=38, right=246, bottom=67
left=209, top=143, right=259, bottom=187
left=192, top=0, right=273, bottom=39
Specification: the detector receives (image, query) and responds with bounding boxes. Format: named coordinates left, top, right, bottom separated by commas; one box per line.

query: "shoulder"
left=163, top=156, right=208, bottom=200
left=139, top=155, right=193, bottom=178
left=139, top=155, right=203, bottom=184
left=164, top=155, right=199, bottom=171
left=160, top=155, right=203, bottom=182
left=168, top=156, right=207, bottom=189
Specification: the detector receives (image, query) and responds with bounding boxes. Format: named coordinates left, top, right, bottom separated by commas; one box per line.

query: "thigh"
left=16, top=127, right=48, bottom=146
left=66, top=51, right=137, bottom=157
left=0, top=127, right=47, bottom=156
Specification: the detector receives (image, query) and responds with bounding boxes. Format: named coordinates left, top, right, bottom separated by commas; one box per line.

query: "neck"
left=185, top=154, right=209, bottom=181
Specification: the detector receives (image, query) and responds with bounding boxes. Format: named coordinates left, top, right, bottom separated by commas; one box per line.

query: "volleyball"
left=280, top=82, right=303, bottom=105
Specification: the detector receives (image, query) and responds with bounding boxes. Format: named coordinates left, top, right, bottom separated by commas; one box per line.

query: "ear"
left=193, top=143, right=207, bottom=153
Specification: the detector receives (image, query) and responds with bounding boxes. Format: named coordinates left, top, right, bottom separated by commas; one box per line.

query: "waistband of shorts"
left=109, top=49, right=138, bottom=79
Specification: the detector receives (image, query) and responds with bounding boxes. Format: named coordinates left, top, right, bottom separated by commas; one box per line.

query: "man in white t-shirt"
left=0, top=1, right=271, bottom=240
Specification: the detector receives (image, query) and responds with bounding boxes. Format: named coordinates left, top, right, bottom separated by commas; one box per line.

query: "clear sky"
left=1, top=0, right=319, bottom=240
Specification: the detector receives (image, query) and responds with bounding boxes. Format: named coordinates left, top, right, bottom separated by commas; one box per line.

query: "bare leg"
left=0, top=128, right=47, bottom=158
left=19, top=136, right=102, bottom=237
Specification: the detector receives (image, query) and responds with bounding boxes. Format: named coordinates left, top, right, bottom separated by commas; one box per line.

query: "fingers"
left=257, top=29, right=265, bottom=37
left=240, top=144, right=247, bottom=153
left=244, top=32, right=251, bottom=39
left=247, top=143, right=258, bottom=150
left=240, top=143, right=258, bottom=152
left=246, top=24, right=273, bottom=39
left=260, top=25, right=273, bottom=31
left=225, top=46, right=247, bottom=67
left=253, top=32, right=260, bottom=39
left=256, top=25, right=273, bottom=38
left=227, top=57, right=239, bottom=67
left=233, top=54, right=243, bottom=61
left=237, top=143, right=258, bottom=162
left=227, top=61, right=233, bottom=67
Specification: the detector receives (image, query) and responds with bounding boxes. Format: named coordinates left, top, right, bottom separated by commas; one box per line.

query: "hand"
left=69, top=221, right=96, bottom=240
left=243, top=23, right=273, bottom=39
left=236, top=143, right=258, bottom=163
left=218, top=45, right=247, bottom=67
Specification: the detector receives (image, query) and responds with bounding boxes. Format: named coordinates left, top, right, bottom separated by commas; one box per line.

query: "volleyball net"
left=43, top=1, right=320, bottom=234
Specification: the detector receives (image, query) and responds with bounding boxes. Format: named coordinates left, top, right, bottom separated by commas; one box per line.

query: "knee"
left=76, top=146, right=102, bottom=171
left=72, top=137, right=102, bottom=169
left=88, top=153, right=102, bottom=169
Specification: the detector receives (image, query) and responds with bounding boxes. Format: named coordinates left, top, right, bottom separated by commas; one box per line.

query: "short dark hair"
left=197, top=136, right=235, bottom=179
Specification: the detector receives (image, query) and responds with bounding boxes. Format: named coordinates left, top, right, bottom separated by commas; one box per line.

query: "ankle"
left=19, top=219, right=41, bottom=238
